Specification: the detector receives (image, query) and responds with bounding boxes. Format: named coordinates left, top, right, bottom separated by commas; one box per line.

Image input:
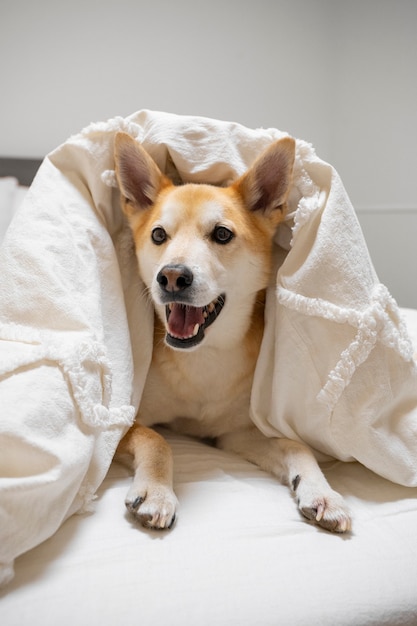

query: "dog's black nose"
left=157, top=264, right=194, bottom=292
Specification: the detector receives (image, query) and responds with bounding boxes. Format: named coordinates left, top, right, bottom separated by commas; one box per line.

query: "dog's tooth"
left=203, top=310, right=208, bottom=319
left=208, top=302, right=215, bottom=313
left=192, top=323, right=199, bottom=337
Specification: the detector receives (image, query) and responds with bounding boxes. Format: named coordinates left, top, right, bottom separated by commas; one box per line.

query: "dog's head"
left=114, top=132, right=295, bottom=351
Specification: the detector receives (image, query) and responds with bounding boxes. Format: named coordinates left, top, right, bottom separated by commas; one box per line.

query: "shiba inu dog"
left=114, top=132, right=351, bottom=533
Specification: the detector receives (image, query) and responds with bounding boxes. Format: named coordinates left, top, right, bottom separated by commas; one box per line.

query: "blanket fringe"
left=290, top=140, right=322, bottom=241
left=101, top=169, right=118, bottom=188
left=75, top=482, right=98, bottom=514
left=277, top=283, right=415, bottom=412
left=72, top=115, right=143, bottom=144
left=0, top=324, right=135, bottom=431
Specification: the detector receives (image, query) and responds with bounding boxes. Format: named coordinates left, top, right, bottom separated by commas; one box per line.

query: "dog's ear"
left=235, top=137, right=296, bottom=214
left=114, top=132, right=167, bottom=212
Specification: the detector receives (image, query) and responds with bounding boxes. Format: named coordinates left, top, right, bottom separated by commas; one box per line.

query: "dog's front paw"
left=125, top=482, right=178, bottom=530
left=295, top=481, right=351, bottom=533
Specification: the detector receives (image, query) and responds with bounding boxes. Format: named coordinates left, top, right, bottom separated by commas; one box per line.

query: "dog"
left=114, top=131, right=351, bottom=533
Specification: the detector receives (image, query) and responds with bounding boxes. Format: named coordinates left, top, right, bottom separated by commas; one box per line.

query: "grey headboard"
left=0, top=157, right=43, bottom=186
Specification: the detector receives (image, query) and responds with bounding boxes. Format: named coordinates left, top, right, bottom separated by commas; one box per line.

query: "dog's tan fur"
left=114, top=132, right=351, bottom=533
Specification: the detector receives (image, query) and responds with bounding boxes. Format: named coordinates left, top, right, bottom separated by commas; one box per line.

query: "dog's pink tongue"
left=168, top=304, right=205, bottom=338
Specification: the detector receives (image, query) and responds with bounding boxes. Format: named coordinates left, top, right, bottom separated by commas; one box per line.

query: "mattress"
left=1, top=426, right=417, bottom=625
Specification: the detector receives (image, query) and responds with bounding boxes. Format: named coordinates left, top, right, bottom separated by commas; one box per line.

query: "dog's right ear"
left=114, top=132, right=167, bottom=213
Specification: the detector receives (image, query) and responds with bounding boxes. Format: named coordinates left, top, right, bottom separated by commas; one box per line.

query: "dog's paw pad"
left=125, top=484, right=178, bottom=530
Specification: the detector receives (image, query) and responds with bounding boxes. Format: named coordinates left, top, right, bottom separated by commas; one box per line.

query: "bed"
left=1, top=112, right=417, bottom=626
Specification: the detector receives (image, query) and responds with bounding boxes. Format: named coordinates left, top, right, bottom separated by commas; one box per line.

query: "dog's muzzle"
left=156, top=263, right=226, bottom=349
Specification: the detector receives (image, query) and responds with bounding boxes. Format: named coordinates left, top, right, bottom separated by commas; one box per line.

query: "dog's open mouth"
left=165, top=294, right=226, bottom=349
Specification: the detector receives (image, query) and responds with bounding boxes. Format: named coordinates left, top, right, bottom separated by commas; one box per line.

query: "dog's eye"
left=212, top=226, right=234, bottom=245
left=151, top=227, right=167, bottom=245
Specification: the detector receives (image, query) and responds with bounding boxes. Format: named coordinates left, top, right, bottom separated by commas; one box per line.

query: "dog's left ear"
left=235, top=137, right=296, bottom=214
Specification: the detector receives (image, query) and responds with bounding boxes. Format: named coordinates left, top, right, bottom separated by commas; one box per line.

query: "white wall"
left=1, top=0, right=416, bottom=306
left=325, top=1, right=417, bottom=309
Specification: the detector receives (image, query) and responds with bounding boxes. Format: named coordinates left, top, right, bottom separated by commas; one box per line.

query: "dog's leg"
left=218, top=427, right=351, bottom=533
left=116, top=423, right=178, bottom=530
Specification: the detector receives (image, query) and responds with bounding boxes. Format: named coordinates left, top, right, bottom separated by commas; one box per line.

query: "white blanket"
left=1, top=110, right=416, bottom=586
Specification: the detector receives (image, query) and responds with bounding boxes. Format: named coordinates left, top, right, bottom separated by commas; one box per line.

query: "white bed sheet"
left=1, top=424, right=417, bottom=626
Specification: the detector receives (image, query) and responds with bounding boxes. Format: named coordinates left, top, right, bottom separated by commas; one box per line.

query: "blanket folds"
left=1, top=109, right=416, bottom=585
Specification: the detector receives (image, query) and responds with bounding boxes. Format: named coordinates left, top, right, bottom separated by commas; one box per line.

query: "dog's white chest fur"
left=138, top=336, right=255, bottom=438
